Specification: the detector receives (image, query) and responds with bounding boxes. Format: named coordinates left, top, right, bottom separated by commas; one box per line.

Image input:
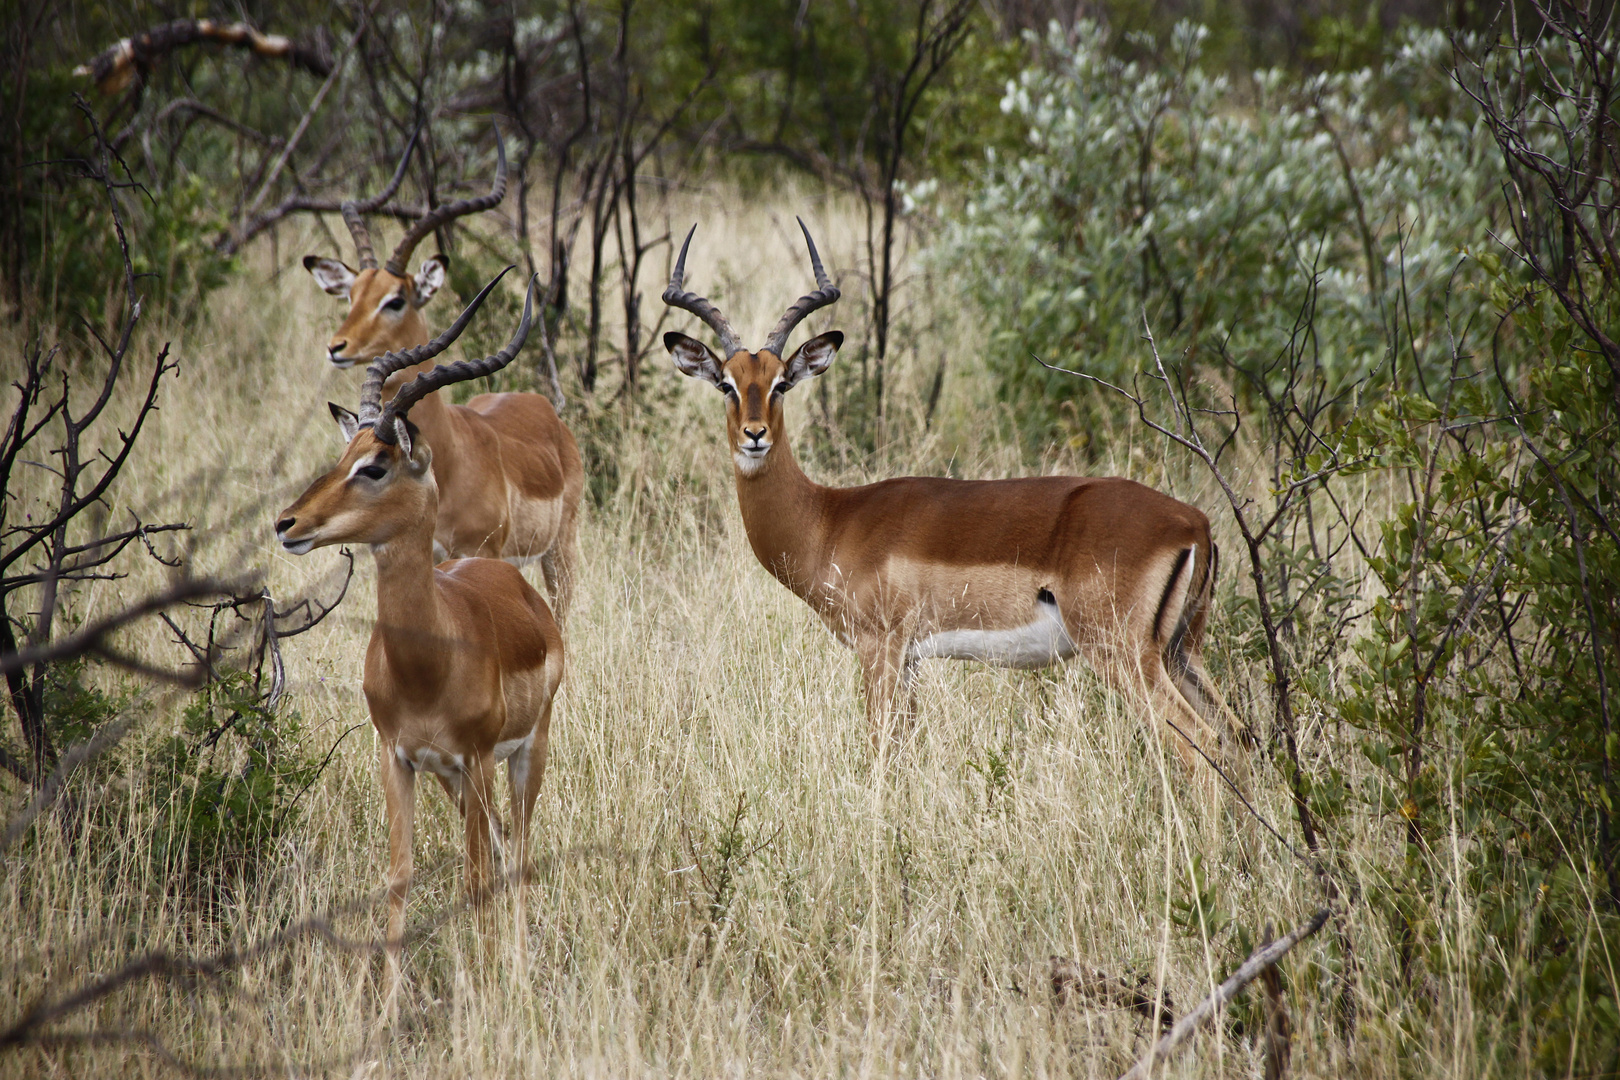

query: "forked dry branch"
left=1, top=99, right=246, bottom=784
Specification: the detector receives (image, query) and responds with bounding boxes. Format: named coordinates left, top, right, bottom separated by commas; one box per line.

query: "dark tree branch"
left=75, top=20, right=333, bottom=97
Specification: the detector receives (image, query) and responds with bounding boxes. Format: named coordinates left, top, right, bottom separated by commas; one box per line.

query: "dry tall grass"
left=0, top=186, right=1521, bottom=1077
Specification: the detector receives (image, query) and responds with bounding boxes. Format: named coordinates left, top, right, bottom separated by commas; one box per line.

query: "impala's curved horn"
left=358, top=266, right=515, bottom=431
left=383, top=124, right=507, bottom=278
left=762, top=217, right=840, bottom=358
left=377, top=273, right=538, bottom=439
left=341, top=127, right=420, bottom=270
left=661, top=224, right=743, bottom=357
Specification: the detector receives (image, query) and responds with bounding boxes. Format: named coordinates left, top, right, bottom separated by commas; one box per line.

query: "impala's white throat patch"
left=734, top=449, right=768, bottom=476
left=908, top=589, right=1078, bottom=670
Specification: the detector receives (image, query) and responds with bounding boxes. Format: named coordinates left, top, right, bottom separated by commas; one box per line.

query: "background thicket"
left=2, top=0, right=1617, bottom=1076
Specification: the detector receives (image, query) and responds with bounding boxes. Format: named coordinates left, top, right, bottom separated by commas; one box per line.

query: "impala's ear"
left=399, top=418, right=432, bottom=474
left=414, top=254, right=449, bottom=306
left=385, top=415, right=415, bottom=461
left=664, top=331, right=725, bottom=388
left=328, top=402, right=360, bottom=442
left=783, top=330, right=843, bottom=389
left=304, top=256, right=356, bottom=298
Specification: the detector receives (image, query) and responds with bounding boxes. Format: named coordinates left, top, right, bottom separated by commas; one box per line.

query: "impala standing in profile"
left=277, top=272, right=562, bottom=983
left=662, top=222, right=1243, bottom=773
left=302, top=128, right=584, bottom=617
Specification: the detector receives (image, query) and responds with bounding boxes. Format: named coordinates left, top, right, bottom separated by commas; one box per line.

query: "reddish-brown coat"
left=667, top=333, right=1240, bottom=773
left=277, top=425, right=562, bottom=990
left=313, top=264, right=584, bottom=615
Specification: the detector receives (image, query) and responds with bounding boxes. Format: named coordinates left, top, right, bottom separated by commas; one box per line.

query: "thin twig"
left=238, top=10, right=372, bottom=226
left=0, top=579, right=242, bottom=678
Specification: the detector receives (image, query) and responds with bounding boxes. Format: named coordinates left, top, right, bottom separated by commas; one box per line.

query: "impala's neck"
left=733, top=436, right=829, bottom=601
left=369, top=498, right=453, bottom=689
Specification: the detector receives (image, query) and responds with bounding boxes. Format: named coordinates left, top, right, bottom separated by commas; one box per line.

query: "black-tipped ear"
left=329, top=402, right=360, bottom=441
left=390, top=415, right=414, bottom=459
left=665, top=331, right=726, bottom=387
left=783, top=330, right=842, bottom=388
left=414, top=254, right=449, bottom=306
left=306, top=256, right=356, bottom=297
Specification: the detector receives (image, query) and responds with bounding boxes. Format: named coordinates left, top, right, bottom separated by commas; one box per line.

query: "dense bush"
left=939, top=22, right=1502, bottom=443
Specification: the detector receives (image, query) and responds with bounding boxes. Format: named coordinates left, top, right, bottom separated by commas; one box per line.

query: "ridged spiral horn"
left=761, top=217, right=840, bottom=358
left=661, top=224, right=743, bottom=357
left=341, top=127, right=419, bottom=270
left=372, top=271, right=538, bottom=443
left=383, top=124, right=507, bottom=278
left=358, top=266, right=515, bottom=433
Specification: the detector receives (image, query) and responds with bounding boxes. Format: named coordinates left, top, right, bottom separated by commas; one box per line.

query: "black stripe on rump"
left=1153, top=546, right=1193, bottom=647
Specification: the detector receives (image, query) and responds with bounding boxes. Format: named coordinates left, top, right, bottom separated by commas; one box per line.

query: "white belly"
left=909, top=597, right=1078, bottom=670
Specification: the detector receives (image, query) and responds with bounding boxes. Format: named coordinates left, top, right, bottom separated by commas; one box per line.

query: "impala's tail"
left=1156, top=535, right=1243, bottom=739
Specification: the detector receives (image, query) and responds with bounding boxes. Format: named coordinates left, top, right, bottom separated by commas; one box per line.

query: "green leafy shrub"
left=143, top=671, right=320, bottom=900
left=17, top=664, right=321, bottom=906
left=937, top=22, right=1501, bottom=444
left=12, top=70, right=236, bottom=327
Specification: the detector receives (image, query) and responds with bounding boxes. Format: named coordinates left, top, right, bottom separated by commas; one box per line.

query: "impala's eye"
left=720, top=382, right=738, bottom=398
left=356, top=464, right=388, bottom=481
left=771, top=381, right=787, bottom=396
left=383, top=295, right=407, bottom=312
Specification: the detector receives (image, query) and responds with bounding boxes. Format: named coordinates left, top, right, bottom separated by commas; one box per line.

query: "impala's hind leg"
left=1141, top=645, right=1226, bottom=791
left=1164, top=540, right=1250, bottom=751
left=506, top=718, right=552, bottom=889
left=430, top=773, right=463, bottom=814
left=540, top=505, right=578, bottom=624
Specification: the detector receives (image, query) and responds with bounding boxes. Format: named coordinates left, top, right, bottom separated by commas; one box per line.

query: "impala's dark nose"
left=327, top=341, right=348, bottom=360
left=742, top=426, right=766, bottom=445
left=275, top=517, right=296, bottom=534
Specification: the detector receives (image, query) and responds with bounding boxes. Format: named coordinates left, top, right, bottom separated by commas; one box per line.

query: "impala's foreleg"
left=857, top=631, right=917, bottom=752
left=380, top=743, right=417, bottom=992
left=463, top=752, right=499, bottom=905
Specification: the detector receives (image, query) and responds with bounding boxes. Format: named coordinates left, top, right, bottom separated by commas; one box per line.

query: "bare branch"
left=74, top=20, right=334, bottom=97
left=1118, top=908, right=1331, bottom=1080
left=0, top=579, right=243, bottom=679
